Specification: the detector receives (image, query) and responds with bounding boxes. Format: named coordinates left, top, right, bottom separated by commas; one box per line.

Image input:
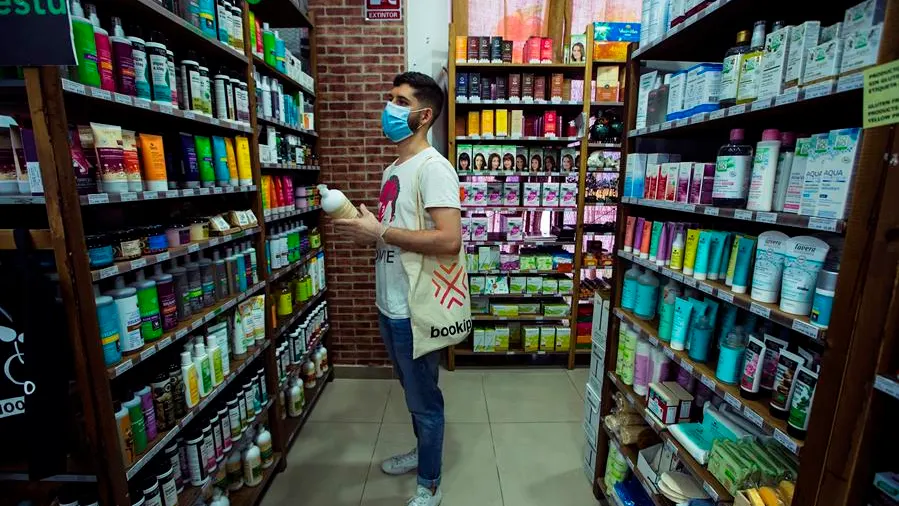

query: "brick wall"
left=311, top=0, right=406, bottom=366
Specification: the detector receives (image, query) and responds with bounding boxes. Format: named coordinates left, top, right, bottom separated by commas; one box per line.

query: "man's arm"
left=382, top=207, right=462, bottom=256
left=333, top=204, right=462, bottom=256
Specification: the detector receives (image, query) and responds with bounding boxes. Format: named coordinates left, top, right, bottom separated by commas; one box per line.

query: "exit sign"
left=365, top=0, right=401, bottom=21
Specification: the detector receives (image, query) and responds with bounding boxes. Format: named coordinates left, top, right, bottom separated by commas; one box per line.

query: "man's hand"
left=333, top=204, right=382, bottom=246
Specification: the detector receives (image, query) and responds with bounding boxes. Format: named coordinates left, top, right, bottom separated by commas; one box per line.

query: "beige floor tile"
left=262, top=422, right=381, bottom=506
left=567, top=368, right=589, bottom=399
left=484, top=370, right=583, bottom=423
left=308, top=378, right=391, bottom=422
left=492, top=422, right=598, bottom=506
left=360, top=423, right=503, bottom=506
left=383, top=372, right=489, bottom=424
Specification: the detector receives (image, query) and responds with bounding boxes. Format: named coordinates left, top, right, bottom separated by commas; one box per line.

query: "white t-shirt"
left=375, top=147, right=461, bottom=319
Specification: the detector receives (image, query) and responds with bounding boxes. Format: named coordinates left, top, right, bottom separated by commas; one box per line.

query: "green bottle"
left=131, top=273, right=162, bottom=342
left=123, top=392, right=148, bottom=454
left=262, top=23, right=276, bottom=67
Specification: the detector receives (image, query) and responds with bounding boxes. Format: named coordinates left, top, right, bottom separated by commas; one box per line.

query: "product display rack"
left=590, top=1, right=899, bottom=506
left=446, top=23, right=625, bottom=369
left=0, top=2, right=331, bottom=506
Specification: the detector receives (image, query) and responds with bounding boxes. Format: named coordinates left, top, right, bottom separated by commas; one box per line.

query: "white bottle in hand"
left=318, top=184, right=359, bottom=219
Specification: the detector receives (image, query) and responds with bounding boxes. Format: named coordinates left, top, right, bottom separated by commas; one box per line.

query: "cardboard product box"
left=487, top=182, right=503, bottom=206
left=490, top=36, right=503, bottom=63
left=456, top=144, right=472, bottom=172
left=637, top=444, right=678, bottom=496
left=481, top=109, right=495, bottom=137
left=509, top=276, right=527, bottom=294
left=466, top=36, right=479, bottom=61
left=647, top=382, right=679, bottom=424
left=470, top=181, right=487, bottom=206
left=490, top=304, right=519, bottom=317
left=801, top=39, right=843, bottom=85
left=522, top=73, right=535, bottom=100
left=588, top=346, right=604, bottom=390
left=523, top=327, right=540, bottom=351
left=485, top=275, right=509, bottom=295
left=520, top=255, right=537, bottom=271
left=470, top=276, right=486, bottom=295
left=540, top=327, right=556, bottom=351
left=495, top=109, right=509, bottom=137
left=758, top=26, right=792, bottom=100
left=560, top=182, right=578, bottom=207
left=541, top=182, right=560, bottom=206
left=510, top=110, right=524, bottom=137
left=543, top=303, right=570, bottom=317
left=494, top=327, right=510, bottom=351
left=663, top=381, right=695, bottom=421
left=526, top=277, right=542, bottom=294
left=465, top=252, right=478, bottom=272
left=550, top=73, right=564, bottom=99
left=540, top=37, right=554, bottom=63
left=518, top=302, right=540, bottom=314
left=534, top=76, right=547, bottom=101
left=515, top=147, right=529, bottom=171
left=644, top=163, right=661, bottom=200
left=571, top=79, right=584, bottom=101
left=456, top=72, right=469, bottom=100
left=482, top=328, right=495, bottom=352
left=506, top=216, right=523, bottom=241
left=676, top=162, right=692, bottom=202
left=499, top=252, right=519, bottom=271
left=459, top=182, right=470, bottom=207
left=558, top=279, right=574, bottom=294
left=470, top=216, right=488, bottom=240
left=555, top=327, right=571, bottom=351
left=469, top=73, right=481, bottom=100
left=502, top=147, right=515, bottom=171
left=543, top=148, right=560, bottom=172
left=844, top=0, right=886, bottom=34
left=562, top=78, right=572, bottom=100
left=502, top=41, right=514, bottom=63
left=840, top=23, right=883, bottom=75
left=487, top=145, right=503, bottom=171
left=528, top=147, right=544, bottom=171
left=523, top=182, right=542, bottom=206
left=536, top=255, right=553, bottom=271
left=560, top=148, right=578, bottom=173
left=503, top=182, right=520, bottom=206
left=595, top=66, right=620, bottom=102
left=478, top=36, right=491, bottom=62
left=461, top=216, right=472, bottom=240
left=543, top=110, right=558, bottom=137
left=815, top=127, right=861, bottom=220
left=472, top=328, right=485, bottom=351
left=636, top=70, right=659, bottom=129
left=509, top=74, right=522, bottom=100
left=478, top=246, right=499, bottom=271
left=785, top=22, right=821, bottom=88
left=467, top=111, right=480, bottom=136
left=593, top=21, right=641, bottom=41
left=663, top=162, right=679, bottom=201
left=471, top=298, right=489, bottom=314
left=541, top=278, right=559, bottom=294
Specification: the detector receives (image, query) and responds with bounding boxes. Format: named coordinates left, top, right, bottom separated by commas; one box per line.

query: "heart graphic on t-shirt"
left=378, top=175, right=401, bottom=223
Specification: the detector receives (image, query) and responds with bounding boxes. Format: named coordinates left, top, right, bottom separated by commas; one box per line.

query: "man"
left=334, top=71, right=461, bottom=506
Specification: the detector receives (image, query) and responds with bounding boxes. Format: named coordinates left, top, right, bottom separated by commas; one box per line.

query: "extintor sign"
left=0, top=0, right=77, bottom=66
left=365, top=0, right=401, bottom=21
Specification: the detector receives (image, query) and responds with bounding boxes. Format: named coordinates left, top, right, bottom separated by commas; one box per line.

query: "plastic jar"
left=86, top=234, right=115, bottom=268
left=114, top=229, right=143, bottom=261
left=141, top=225, right=169, bottom=254
left=190, top=219, right=209, bottom=241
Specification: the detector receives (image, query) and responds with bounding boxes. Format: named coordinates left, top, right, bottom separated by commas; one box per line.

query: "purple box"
left=690, top=162, right=715, bottom=205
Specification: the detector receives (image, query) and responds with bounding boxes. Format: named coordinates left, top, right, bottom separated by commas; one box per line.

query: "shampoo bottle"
left=193, top=343, right=213, bottom=397
left=124, top=391, right=148, bottom=454
left=318, top=184, right=359, bottom=219
left=243, top=439, right=263, bottom=486
left=669, top=229, right=685, bottom=270
left=633, top=270, right=660, bottom=320
left=718, top=30, right=752, bottom=107
left=621, top=264, right=641, bottom=311
left=712, top=128, right=753, bottom=208
left=114, top=400, right=135, bottom=465
left=256, top=426, right=273, bottom=468
left=206, top=335, right=224, bottom=386
left=658, top=289, right=677, bottom=342
left=181, top=351, right=200, bottom=407
left=747, top=129, right=782, bottom=211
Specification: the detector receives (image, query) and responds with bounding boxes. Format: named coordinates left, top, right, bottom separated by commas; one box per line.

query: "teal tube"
left=718, top=232, right=733, bottom=280
left=703, top=298, right=719, bottom=331
left=717, top=305, right=738, bottom=346
left=731, top=236, right=757, bottom=294
left=670, top=298, right=693, bottom=351
left=707, top=231, right=727, bottom=281
left=211, top=136, right=229, bottom=185
left=649, top=221, right=664, bottom=262
left=693, top=230, right=712, bottom=280
left=688, top=297, right=707, bottom=335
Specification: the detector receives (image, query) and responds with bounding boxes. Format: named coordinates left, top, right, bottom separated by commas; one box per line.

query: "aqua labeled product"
left=751, top=231, right=790, bottom=303
left=772, top=132, right=796, bottom=212
left=621, top=264, right=640, bottom=311
left=740, top=335, right=767, bottom=399
left=658, top=290, right=676, bottom=342
left=687, top=314, right=713, bottom=362
left=747, top=129, right=782, bottom=211
left=96, top=294, right=122, bottom=365
left=670, top=298, right=693, bottom=351
left=648, top=221, right=663, bottom=262
left=712, top=128, right=753, bottom=208
left=634, top=270, right=660, bottom=320
left=780, top=236, right=830, bottom=316
left=731, top=235, right=757, bottom=294
left=810, top=269, right=837, bottom=328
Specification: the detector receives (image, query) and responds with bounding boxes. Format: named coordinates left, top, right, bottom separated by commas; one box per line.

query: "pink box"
left=644, top=163, right=660, bottom=200
left=689, top=163, right=715, bottom=204
left=487, top=183, right=503, bottom=206
left=676, top=162, right=692, bottom=202
left=503, top=182, right=520, bottom=206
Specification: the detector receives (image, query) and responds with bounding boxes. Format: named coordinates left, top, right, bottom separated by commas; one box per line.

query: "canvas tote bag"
left=398, top=154, right=472, bottom=359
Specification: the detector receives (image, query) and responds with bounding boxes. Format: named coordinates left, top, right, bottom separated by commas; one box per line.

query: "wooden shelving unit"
left=0, top=1, right=332, bottom=505
left=446, top=23, right=624, bottom=369
left=591, top=1, right=899, bottom=505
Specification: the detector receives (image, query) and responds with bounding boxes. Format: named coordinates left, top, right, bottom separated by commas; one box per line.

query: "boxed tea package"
left=540, top=327, right=556, bottom=351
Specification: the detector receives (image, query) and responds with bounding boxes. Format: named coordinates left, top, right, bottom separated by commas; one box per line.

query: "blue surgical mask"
left=381, top=101, right=427, bottom=143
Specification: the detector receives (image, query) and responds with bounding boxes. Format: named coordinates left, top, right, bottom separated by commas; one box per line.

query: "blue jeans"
left=379, top=313, right=444, bottom=489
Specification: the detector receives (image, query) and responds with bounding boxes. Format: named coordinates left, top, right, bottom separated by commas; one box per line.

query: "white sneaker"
left=407, top=485, right=442, bottom=506
left=381, top=448, right=418, bottom=475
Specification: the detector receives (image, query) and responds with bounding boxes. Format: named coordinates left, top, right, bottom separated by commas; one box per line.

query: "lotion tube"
left=670, top=298, right=693, bottom=351
left=706, top=231, right=727, bottom=281
left=639, top=220, right=653, bottom=258
left=649, top=221, right=664, bottom=262
left=693, top=230, right=712, bottom=280
left=717, top=232, right=733, bottom=280
left=725, top=233, right=743, bottom=286
left=731, top=235, right=757, bottom=294
left=624, top=216, right=637, bottom=252
left=683, top=229, right=700, bottom=276
left=740, top=336, right=767, bottom=399
left=632, top=218, right=646, bottom=256
left=780, top=236, right=829, bottom=315
left=751, top=231, right=790, bottom=303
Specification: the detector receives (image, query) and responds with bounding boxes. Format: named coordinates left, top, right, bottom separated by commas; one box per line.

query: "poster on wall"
left=365, top=0, right=402, bottom=21
left=0, top=1, right=76, bottom=66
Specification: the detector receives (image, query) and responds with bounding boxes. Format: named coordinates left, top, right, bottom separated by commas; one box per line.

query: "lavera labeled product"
left=780, top=236, right=829, bottom=315
left=751, top=231, right=790, bottom=303
left=692, top=230, right=712, bottom=280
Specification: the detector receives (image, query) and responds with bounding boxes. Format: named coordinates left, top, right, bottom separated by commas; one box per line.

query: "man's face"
left=388, top=83, right=429, bottom=130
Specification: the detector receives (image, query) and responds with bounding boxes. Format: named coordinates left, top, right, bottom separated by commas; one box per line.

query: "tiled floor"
left=262, top=367, right=598, bottom=506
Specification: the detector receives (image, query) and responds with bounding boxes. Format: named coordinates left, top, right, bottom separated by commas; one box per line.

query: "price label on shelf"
left=756, top=212, right=777, bottom=224
left=120, top=192, right=138, bottom=202
left=130, top=258, right=147, bottom=270
left=775, top=89, right=800, bottom=106
left=709, top=109, right=726, bottom=121
left=792, top=319, right=820, bottom=338
left=156, top=103, right=173, bottom=114
left=662, top=121, right=674, bottom=130
left=663, top=347, right=675, bottom=359
left=134, top=98, right=151, bottom=109
left=699, top=282, right=714, bottom=295
left=213, top=187, right=223, bottom=194
left=198, top=187, right=210, bottom=195
left=703, top=482, right=720, bottom=502
left=734, top=209, right=753, bottom=221
left=649, top=124, right=660, bottom=133
left=87, top=193, right=109, bottom=205
left=505, top=351, right=515, bottom=355
left=808, top=217, right=838, bottom=232
left=743, top=407, right=764, bottom=428
left=165, top=190, right=179, bottom=198
left=803, top=81, right=833, bottom=100
left=671, top=272, right=684, bottom=282
left=701, top=375, right=716, bottom=389
left=114, top=360, right=133, bottom=376
left=114, top=93, right=132, bottom=105
left=647, top=336, right=659, bottom=347
left=665, top=439, right=678, bottom=455
left=837, top=72, right=864, bottom=92
left=91, top=88, right=113, bottom=101
left=683, top=277, right=697, bottom=288
left=750, top=303, right=771, bottom=319
left=181, top=411, right=195, bottom=427
left=157, top=252, right=170, bottom=262
left=157, top=336, right=173, bottom=350
left=728, top=104, right=747, bottom=115
left=680, top=361, right=694, bottom=374
left=99, top=266, right=119, bottom=279
left=689, top=113, right=708, bottom=124
left=187, top=244, right=200, bottom=253
left=183, top=110, right=196, bottom=120
left=182, top=188, right=196, bottom=196
left=752, top=98, right=773, bottom=111
left=724, top=392, right=742, bottom=410
left=674, top=119, right=689, bottom=128
left=140, top=347, right=157, bottom=361
left=774, top=428, right=800, bottom=454
left=175, top=328, right=189, bottom=340
left=704, top=206, right=719, bottom=216
left=62, top=80, right=86, bottom=94
left=143, top=191, right=158, bottom=200
left=717, top=291, right=734, bottom=303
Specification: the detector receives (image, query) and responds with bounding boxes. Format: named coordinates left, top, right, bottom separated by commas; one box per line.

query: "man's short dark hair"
left=393, top=71, right=444, bottom=125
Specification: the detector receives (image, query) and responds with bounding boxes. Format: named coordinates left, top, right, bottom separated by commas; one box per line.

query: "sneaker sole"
left=380, top=463, right=418, bottom=476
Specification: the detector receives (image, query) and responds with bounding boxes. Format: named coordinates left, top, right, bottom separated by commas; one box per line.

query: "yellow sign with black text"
left=864, top=59, right=899, bottom=128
